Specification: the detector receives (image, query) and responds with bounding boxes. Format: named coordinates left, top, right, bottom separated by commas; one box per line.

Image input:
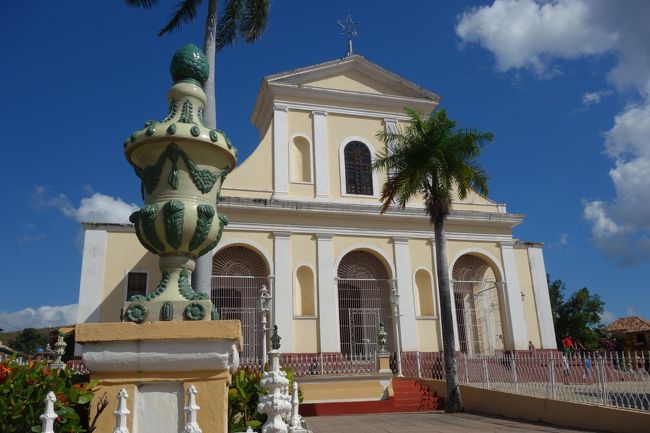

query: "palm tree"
left=126, top=0, right=270, bottom=292
left=374, top=108, right=493, bottom=412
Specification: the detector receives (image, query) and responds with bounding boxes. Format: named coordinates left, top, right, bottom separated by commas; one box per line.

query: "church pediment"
left=265, top=55, right=440, bottom=101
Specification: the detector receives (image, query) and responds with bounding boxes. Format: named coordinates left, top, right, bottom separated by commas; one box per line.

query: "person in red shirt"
left=561, top=334, right=573, bottom=356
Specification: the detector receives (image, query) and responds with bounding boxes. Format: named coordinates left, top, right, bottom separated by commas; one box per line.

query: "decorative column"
left=273, top=104, right=289, bottom=198
left=383, top=118, right=398, bottom=176
left=527, top=244, right=557, bottom=349
left=273, top=232, right=293, bottom=352
left=312, top=111, right=329, bottom=199
left=392, top=237, right=417, bottom=351
left=316, top=233, right=339, bottom=352
left=499, top=241, right=529, bottom=350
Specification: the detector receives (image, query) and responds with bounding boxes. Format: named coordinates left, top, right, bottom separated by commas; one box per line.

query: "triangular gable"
left=265, top=55, right=440, bottom=101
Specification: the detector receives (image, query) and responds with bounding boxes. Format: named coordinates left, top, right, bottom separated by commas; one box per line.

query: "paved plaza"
left=305, top=412, right=594, bottom=433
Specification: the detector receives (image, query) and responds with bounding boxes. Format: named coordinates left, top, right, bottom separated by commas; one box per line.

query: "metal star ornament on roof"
left=338, top=15, right=360, bottom=57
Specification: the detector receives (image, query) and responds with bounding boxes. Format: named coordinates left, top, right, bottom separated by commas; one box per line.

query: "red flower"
left=57, top=393, right=67, bottom=404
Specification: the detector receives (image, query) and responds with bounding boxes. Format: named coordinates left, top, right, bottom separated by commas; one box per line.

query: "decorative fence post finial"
left=271, top=324, right=281, bottom=350
left=183, top=385, right=202, bottom=433
left=50, top=332, right=67, bottom=369
left=378, top=322, right=387, bottom=354
left=113, top=388, right=130, bottom=433
left=40, top=391, right=57, bottom=433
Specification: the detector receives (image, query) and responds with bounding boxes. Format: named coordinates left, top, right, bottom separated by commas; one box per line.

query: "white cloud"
left=457, top=1, right=650, bottom=263
left=0, top=304, right=78, bottom=331
left=33, top=187, right=138, bottom=224
left=456, top=0, right=617, bottom=76
left=600, top=310, right=616, bottom=324
left=582, top=90, right=612, bottom=106
left=626, top=306, right=639, bottom=317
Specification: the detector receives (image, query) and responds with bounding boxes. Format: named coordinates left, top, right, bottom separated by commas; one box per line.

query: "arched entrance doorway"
left=452, top=254, right=505, bottom=355
left=336, top=250, right=393, bottom=357
left=212, top=246, right=270, bottom=360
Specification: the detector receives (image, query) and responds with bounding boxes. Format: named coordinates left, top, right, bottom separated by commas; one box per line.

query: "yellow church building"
left=76, top=54, right=557, bottom=363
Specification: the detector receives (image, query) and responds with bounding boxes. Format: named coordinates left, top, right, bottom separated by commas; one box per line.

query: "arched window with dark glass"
left=344, top=141, right=373, bottom=195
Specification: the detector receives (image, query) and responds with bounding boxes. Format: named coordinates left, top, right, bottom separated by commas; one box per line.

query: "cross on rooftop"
left=338, top=15, right=360, bottom=57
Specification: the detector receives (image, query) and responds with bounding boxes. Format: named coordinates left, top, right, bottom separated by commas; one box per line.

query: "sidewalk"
left=305, top=412, right=595, bottom=433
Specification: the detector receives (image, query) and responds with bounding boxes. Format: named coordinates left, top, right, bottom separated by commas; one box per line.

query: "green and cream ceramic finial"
left=122, top=45, right=237, bottom=323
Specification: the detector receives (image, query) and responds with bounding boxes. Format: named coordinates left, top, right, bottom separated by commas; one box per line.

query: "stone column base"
left=76, top=321, right=242, bottom=433
left=378, top=353, right=392, bottom=374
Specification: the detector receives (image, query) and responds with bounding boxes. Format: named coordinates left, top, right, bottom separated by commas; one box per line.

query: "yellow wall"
left=421, top=379, right=649, bottom=433
left=416, top=318, right=439, bottom=351
left=294, top=318, right=319, bottom=353
left=221, top=119, right=273, bottom=196
left=304, top=70, right=401, bottom=95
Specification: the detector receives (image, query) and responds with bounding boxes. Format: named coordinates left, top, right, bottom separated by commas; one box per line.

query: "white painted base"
left=82, top=339, right=239, bottom=373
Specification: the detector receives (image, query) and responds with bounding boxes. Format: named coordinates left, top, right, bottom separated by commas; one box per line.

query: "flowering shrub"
left=0, top=357, right=97, bottom=433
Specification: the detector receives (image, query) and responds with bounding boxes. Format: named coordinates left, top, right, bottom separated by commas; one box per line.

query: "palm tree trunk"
left=434, top=217, right=463, bottom=412
left=193, top=0, right=218, bottom=294
left=203, top=0, right=217, bottom=129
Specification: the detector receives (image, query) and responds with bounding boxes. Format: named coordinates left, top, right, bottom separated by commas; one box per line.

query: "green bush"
left=0, top=357, right=97, bottom=433
left=228, top=366, right=302, bottom=433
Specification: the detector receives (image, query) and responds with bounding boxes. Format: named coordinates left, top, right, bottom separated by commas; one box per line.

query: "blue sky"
left=1, top=0, right=648, bottom=330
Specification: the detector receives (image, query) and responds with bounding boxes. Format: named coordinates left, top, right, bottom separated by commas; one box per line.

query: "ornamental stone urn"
left=122, top=44, right=236, bottom=323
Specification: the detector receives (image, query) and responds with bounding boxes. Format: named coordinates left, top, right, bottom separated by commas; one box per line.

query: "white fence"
left=401, top=351, right=650, bottom=413
left=242, top=352, right=379, bottom=376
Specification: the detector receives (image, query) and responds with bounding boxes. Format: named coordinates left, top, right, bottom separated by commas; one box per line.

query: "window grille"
left=126, top=272, right=147, bottom=300
left=452, top=254, right=504, bottom=355
left=337, top=251, right=392, bottom=356
left=344, top=141, right=373, bottom=195
left=212, top=246, right=270, bottom=360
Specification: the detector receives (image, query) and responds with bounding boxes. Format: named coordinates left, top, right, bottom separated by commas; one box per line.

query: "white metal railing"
left=242, top=352, right=379, bottom=376
left=401, top=350, right=650, bottom=413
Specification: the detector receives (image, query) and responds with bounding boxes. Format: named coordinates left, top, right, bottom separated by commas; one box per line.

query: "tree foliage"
left=0, top=357, right=98, bottom=433
left=548, top=276, right=605, bottom=350
left=8, top=328, right=48, bottom=356
left=374, top=107, right=493, bottom=413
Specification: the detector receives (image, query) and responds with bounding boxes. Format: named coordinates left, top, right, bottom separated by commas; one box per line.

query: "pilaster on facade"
left=77, top=228, right=107, bottom=324
left=315, top=233, right=339, bottom=352
left=383, top=118, right=398, bottom=176
left=528, top=245, right=557, bottom=349
left=499, top=240, right=529, bottom=350
left=392, top=237, right=418, bottom=351
left=272, top=104, right=289, bottom=199
left=273, top=231, right=293, bottom=351
left=312, top=111, right=330, bottom=200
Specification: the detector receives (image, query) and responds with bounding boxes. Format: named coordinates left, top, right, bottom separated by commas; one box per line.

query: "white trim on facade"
left=499, top=241, right=529, bottom=351
left=288, top=133, right=313, bottom=184
left=77, top=228, right=107, bottom=324
left=312, top=111, right=330, bottom=199
left=431, top=240, right=459, bottom=351
left=226, top=221, right=513, bottom=242
left=213, top=238, right=275, bottom=275
left=337, top=135, right=380, bottom=199
left=527, top=246, right=558, bottom=349
left=316, top=233, right=338, bottom=352
left=392, top=237, right=418, bottom=351
left=273, top=231, right=293, bottom=351
left=272, top=104, right=289, bottom=198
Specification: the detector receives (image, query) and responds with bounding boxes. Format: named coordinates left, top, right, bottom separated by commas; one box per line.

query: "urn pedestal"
left=76, top=321, right=242, bottom=433
left=121, top=44, right=237, bottom=323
